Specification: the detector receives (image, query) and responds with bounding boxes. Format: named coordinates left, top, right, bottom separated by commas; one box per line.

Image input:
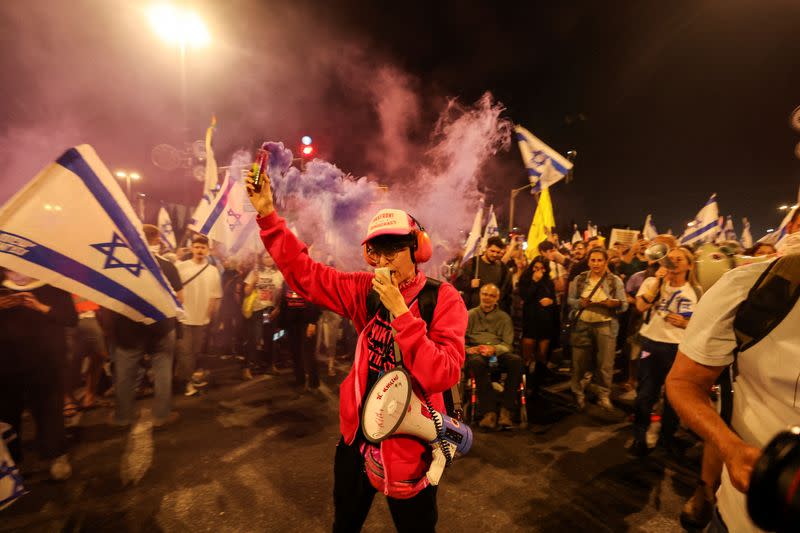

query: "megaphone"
left=694, top=242, right=774, bottom=292
left=362, top=368, right=473, bottom=486
left=644, top=242, right=675, bottom=269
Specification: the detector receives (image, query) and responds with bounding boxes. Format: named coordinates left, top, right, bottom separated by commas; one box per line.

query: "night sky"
left=2, top=0, right=799, bottom=240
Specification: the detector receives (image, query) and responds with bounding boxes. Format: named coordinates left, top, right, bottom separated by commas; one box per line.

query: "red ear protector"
left=362, top=213, right=433, bottom=266
left=408, top=214, right=433, bottom=264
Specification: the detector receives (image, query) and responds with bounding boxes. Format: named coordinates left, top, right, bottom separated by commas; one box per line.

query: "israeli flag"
left=680, top=194, right=721, bottom=245
left=157, top=206, right=177, bottom=251
left=642, top=214, right=658, bottom=240
left=461, top=202, right=484, bottom=264
left=188, top=172, right=259, bottom=255
left=0, top=145, right=181, bottom=324
left=759, top=206, right=796, bottom=246
left=715, top=215, right=737, bottom=243
left=514, top=125, right=573, bottom=193
left=479, top=205, right=499, bottom=252
left=741, top=217, right=753, bottom=248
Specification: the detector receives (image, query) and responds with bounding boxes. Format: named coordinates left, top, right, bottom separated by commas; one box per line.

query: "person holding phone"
left=244, top=166, right=467, bottom=533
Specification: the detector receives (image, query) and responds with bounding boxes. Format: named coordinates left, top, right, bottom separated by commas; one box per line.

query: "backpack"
left=365, top=278, right=463, bottom=416
left=716, top=255, right=800, bottom=425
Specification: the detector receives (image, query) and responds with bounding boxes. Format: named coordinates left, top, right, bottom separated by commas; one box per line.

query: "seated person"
left=465, top=283, right=522, bottom=430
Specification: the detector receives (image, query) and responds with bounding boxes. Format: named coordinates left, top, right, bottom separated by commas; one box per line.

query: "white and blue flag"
left=680, top=194, right=721, bottom=245
left=741, top=217, right=753, bottom=248
left=461, top=202, right=484, bottom=264
left=514, top=125, right=573, bottom=193
left=479, top=205, right=499, bottom=253
left=0, top=145, right=181, bottom=324
left=157, top=206, right=177, bottom=251
left=716, top=215, right=737, bottom=243
left=642, top=214, right=658, bottom=240
left=188, top=172, right=260, bottom=255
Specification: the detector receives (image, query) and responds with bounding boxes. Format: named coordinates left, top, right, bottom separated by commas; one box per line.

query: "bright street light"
left=779, top=204, right=789, bottom=210
left=147, top=5, right=210, bottom=47
left=114, top=169, right=142, bottom=201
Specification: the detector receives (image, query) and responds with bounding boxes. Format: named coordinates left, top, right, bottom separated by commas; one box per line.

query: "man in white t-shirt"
left=176, top=234, right=222, bottom=396
left=666, top=210, right=800, bottom=532
left=630, top=246, right=701, bottom=456
left=243, top=252, right=284, bottom=374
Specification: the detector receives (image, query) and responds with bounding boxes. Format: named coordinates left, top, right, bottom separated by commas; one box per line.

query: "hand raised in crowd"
left=371, top=270, right=409, bottom=318
left=470, top=278, right=480, bottom=288
left=654, top=266, right=669, bottom=279
left=664, top=313, right=689, bottom=328
left=245, top=170, right=275, bottom=218
left=539, top=297, right=554, bottom=307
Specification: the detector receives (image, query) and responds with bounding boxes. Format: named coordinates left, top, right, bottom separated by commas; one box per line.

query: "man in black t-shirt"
left=456, top=236, right=512, bottom=312
left=111, top=225, right=183, bottom=427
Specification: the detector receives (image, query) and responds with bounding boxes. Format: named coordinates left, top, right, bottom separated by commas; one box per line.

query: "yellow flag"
left=526, top=186, right=555, bottom=260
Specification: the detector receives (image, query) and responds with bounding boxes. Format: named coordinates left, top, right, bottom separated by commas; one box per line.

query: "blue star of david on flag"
left=160, top=222, right=173, bottom=234
left=227, top=208, right=242, bottom=231
left=91, top=232, right=144, bottom=276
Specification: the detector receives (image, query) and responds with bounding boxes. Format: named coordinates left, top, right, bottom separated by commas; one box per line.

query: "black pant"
left=465, top=352, right=522, bottom=417
left=286, top=320, right=318, bottom=388
left=634, top=338, right=679, bottom=441
left=0, top=344, right=66, bottom=463
left=333, top=438, right=437, bottom=533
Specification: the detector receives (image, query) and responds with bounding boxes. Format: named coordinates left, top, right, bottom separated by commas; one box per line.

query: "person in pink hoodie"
left=246, top=171, right=467, bottom=533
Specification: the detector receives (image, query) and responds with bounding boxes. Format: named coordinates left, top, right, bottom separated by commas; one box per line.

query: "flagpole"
left=509, top=183, right=534, bottom=232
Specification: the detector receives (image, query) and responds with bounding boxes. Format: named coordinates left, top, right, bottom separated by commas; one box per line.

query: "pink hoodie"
left=256, top=212, right=467, bottom=485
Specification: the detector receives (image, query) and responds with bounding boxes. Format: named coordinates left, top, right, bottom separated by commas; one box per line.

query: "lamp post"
left=114, top=170, right=141, bottom=202
left=147, top=4, right=210, bottom=134
left=508, top=183, right=535, bottom=232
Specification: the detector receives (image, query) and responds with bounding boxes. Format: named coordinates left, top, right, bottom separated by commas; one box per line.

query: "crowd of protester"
left=1, top=214, right=792, bottom=531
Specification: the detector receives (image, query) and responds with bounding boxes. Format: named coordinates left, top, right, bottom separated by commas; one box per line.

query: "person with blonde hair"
left=629, top=245, right=701, bottom=456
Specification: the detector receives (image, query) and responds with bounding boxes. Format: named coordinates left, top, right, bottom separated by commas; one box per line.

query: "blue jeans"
left=634, top=337, right=679, bottom=442
left=114, top=329, right=175, bottom=424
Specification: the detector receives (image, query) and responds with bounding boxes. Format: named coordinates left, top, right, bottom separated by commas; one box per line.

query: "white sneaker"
left=50, top=454, right=72, bottom=481
left=184, top=383, right=199, bottom=397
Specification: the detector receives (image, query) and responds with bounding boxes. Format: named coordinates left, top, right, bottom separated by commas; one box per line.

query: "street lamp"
left=114, top=170, right=141, bottom=201
left=147, top=4, right=211, bottom=133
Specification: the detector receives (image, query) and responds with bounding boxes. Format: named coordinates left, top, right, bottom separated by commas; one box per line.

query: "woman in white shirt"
left=630, top=246, right=701, bottom=456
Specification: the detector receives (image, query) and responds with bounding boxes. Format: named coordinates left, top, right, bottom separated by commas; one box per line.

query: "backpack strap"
left=366, top=277, right=442, bottom=332
left=733, top=256, right=800, bottom=353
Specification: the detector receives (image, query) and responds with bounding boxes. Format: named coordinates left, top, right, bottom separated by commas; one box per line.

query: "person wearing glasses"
left=245, top=171, right=467, bottom=533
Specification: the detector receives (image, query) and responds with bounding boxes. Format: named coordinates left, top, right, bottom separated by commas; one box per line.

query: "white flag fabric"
left=514, top=125, right=573, bottom=193
left=203, top=116, right=219, bottom=194
left=157, top=206, right=177, bottom=251
left=461, top=203, right=484, bottom=264
left=741, top=217, right=753, bottom=248
left=715, top=215, right=737, bottom=243
left=479, top=205, right=499, bottom=252
left=571, top=224, right=582, bottom=244
left=642, top=214, right=658, bottom=240
left=0, top=145, right=180, bottom=324
left=680, top=194, right=721, bottom=245
left=188, top=172, right=260, bottom=255
left=759, top=206, right=797, bottom=245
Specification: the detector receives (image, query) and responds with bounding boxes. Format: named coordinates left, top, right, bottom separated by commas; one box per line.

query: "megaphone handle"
left=426, top=444, right=447, bottom=486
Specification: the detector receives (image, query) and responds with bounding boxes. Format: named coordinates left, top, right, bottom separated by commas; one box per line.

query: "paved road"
left=2, top=366, right=699, bottom=532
